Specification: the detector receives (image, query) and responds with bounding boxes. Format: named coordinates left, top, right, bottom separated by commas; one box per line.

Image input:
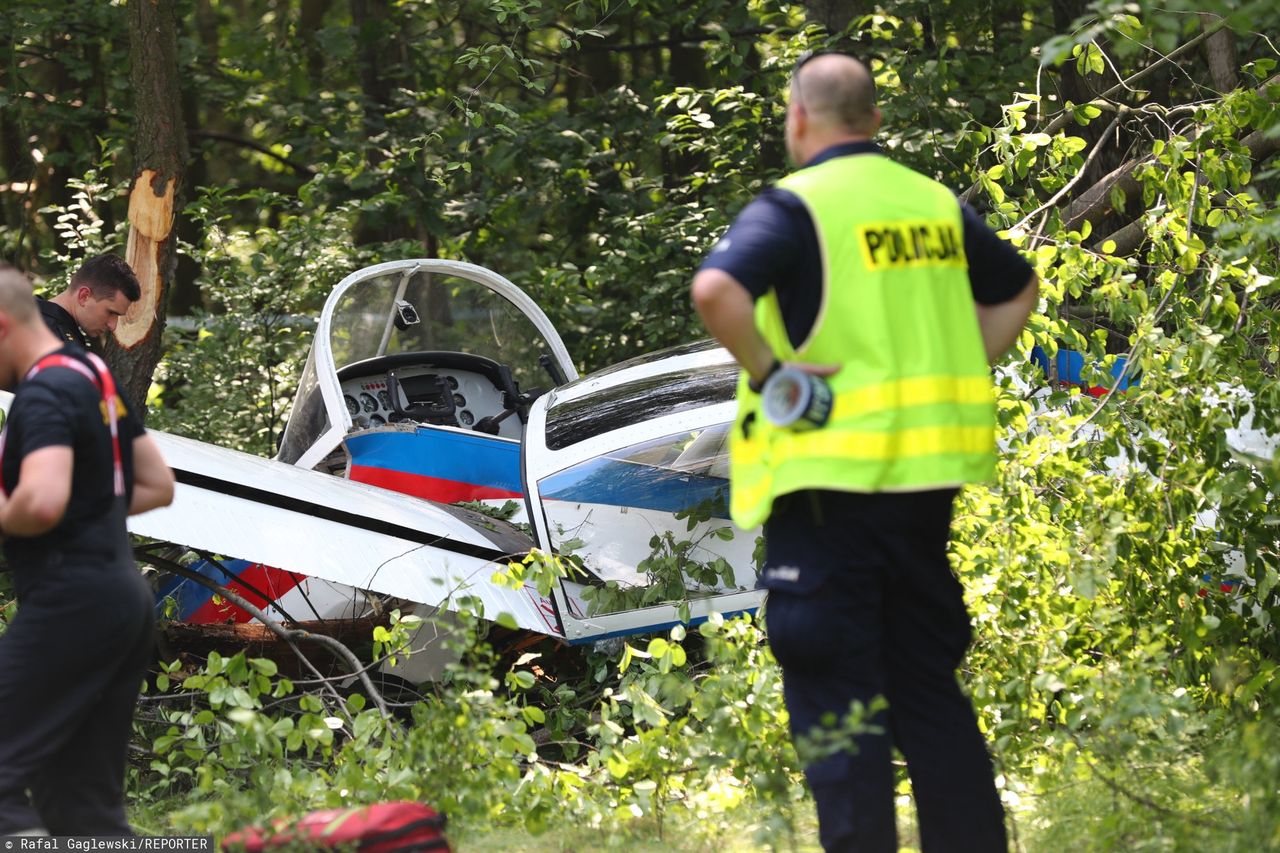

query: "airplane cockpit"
left=276, top=259, right=578, bottom=481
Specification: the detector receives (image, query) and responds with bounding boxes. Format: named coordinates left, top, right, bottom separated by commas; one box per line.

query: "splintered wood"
left=120, top=168, right=174, bottom=349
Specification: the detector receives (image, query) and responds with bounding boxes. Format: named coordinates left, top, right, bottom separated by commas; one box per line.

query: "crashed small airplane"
left=129, top=259, right=761, bottom=675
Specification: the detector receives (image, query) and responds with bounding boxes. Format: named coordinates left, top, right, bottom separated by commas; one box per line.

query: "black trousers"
left=0, top=558, right=154, bottom=835
left=762, top=489, right=1006, bottom=853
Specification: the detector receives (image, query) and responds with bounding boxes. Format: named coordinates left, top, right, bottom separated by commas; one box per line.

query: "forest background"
left=2, top=0, right=1280, bottom=849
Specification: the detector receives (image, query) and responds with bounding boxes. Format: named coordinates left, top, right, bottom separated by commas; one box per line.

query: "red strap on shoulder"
left=3, top=351, right=126, bottom=497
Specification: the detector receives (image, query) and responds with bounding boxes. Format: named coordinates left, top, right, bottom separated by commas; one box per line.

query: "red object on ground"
left=222, top=802, right=449, bottom=852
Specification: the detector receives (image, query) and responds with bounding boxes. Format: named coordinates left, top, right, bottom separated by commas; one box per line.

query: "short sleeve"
left=699, top=189, right=809, bottom=300
left=14, top=382, right=75, bottom=456
left=962, top=203, right=1036, bottom=305
left=121, top=406, right=144, bottom=441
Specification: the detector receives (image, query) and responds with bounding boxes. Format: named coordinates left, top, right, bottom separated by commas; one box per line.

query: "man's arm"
left=0, top=446, right=73, bottom=536
left=691, top=269, right=779, bottom=386
left=976, top=273, right=1039, bottom=363
left=130, top=433, right=174, bottom=515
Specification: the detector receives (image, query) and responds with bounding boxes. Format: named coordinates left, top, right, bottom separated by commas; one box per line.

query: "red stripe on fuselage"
left=349, top=464, right=523, bottom=503
left=187, top=564, right=306, bottom=624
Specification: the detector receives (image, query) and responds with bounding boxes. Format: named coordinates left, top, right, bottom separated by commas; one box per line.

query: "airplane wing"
left=131, top=431, right=563, bottom=637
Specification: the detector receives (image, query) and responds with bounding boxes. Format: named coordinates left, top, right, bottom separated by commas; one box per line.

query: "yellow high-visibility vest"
left=728, top=152, right=996, bottom=529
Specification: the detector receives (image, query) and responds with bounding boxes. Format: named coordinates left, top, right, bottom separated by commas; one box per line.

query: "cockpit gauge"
left=378, top=389, right=393, bottom=410
left=360, top=393, right=378, bottom=413
left=344, top=394, right=360, bottom=416
left=369, top=415, right=386, bottom=427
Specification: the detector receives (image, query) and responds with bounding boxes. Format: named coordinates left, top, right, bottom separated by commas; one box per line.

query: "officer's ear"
left=76, top=284, right=94, bottom=305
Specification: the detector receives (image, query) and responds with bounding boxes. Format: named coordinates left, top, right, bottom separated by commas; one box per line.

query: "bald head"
left=0, top=263, right=61, bottom=389
left=791, top=53, right=878, bottom=135
left=784, top=53, right=882, bottom=167
left=0, top=263, right=38, bottom=325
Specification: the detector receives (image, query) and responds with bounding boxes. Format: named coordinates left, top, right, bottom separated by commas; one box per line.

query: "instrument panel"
left=340, top=364, right=517, bottom=438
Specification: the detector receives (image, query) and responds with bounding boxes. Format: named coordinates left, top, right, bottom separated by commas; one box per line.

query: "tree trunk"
left=352, top=0, right=410, bottom=244
left=351, top=0, right=393, bottom=142
left=109, top=0, right=188, bottom=420
left=1200, top=14, right=1238, bottom=93
left=990, top=0, right=1022, bottom=44
left=667, top=26, right=709, bottom=90
left=801, top=0, right=855, bottom=35
left=301, top=0, right=334, bottom=89
left=0, top=45, right=34, bottom=265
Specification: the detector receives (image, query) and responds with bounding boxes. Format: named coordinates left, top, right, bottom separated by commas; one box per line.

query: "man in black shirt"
left=0, top=264, right=174, bottom=836
left=38, top=254, right=141, bottom=350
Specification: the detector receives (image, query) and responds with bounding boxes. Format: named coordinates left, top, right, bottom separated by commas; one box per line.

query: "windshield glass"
left=330, top=267, right=556, bottom=392
left=545, top=362, right=738, bottom=451
left=276, top=347, right=329, bottom=464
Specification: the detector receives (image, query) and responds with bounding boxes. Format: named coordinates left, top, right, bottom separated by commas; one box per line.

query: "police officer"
left=38, top=253, right=141, bottom=350
left=691, top=53, right=1038, bottom=852
left=0, top=264, right=174, bottom=836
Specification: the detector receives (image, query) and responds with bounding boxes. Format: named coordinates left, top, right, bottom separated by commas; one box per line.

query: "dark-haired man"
left=39, top=253, right=141, bottom=349
left=692, top=53, right=1037, bottom=852
left=0, top=263, right=173, bottom=835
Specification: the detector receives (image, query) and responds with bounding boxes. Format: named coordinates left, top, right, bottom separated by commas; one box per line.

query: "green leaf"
left=250, top=658, right=278, bottom=677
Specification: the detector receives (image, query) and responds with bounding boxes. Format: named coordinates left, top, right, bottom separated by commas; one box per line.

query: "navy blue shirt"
left=38, top=298, right=91, bottom=351
left=700, top=141, right=1035, bottom=348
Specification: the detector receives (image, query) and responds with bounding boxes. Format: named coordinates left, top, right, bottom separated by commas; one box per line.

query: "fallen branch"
left=1088, top=113, right=1280, bottom=252
left=1069, top=729, right=1238, bottom=832
left=140, top=551, right=393, bottom=724
left=1039, top=18, right=1229, bottom=138
left=1070, top=151, right=1202, bottom=440
left=1017, top=110, right=1127, bottom=239
left=1063, top=73, right=1279, bottom=233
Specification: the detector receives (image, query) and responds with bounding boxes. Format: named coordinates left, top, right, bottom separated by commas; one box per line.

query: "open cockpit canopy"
left=277, top=260, right=577, bottom=469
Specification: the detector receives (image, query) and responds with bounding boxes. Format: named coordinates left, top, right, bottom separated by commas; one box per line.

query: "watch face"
left=344, top=394, right=360, bottom=416
left=360, top=393, right=378, bottom=413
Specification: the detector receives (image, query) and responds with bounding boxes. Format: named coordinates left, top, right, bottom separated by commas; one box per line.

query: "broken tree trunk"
left=106, top=0, right=188, bottom=421
left=1064, top=74, right=1280, bottom=241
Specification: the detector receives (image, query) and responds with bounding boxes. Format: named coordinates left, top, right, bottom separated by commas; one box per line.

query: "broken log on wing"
left=161, top=613, right=391, bottom=680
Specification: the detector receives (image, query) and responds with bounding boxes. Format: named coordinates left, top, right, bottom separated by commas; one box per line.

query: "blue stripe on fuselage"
left=155, top=558, right=252, bottom=619
left=346, top=429, right=523, bottom=495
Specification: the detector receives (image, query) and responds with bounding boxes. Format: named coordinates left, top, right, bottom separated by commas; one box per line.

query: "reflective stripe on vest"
left=728, top=154, right=996, bottom=529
